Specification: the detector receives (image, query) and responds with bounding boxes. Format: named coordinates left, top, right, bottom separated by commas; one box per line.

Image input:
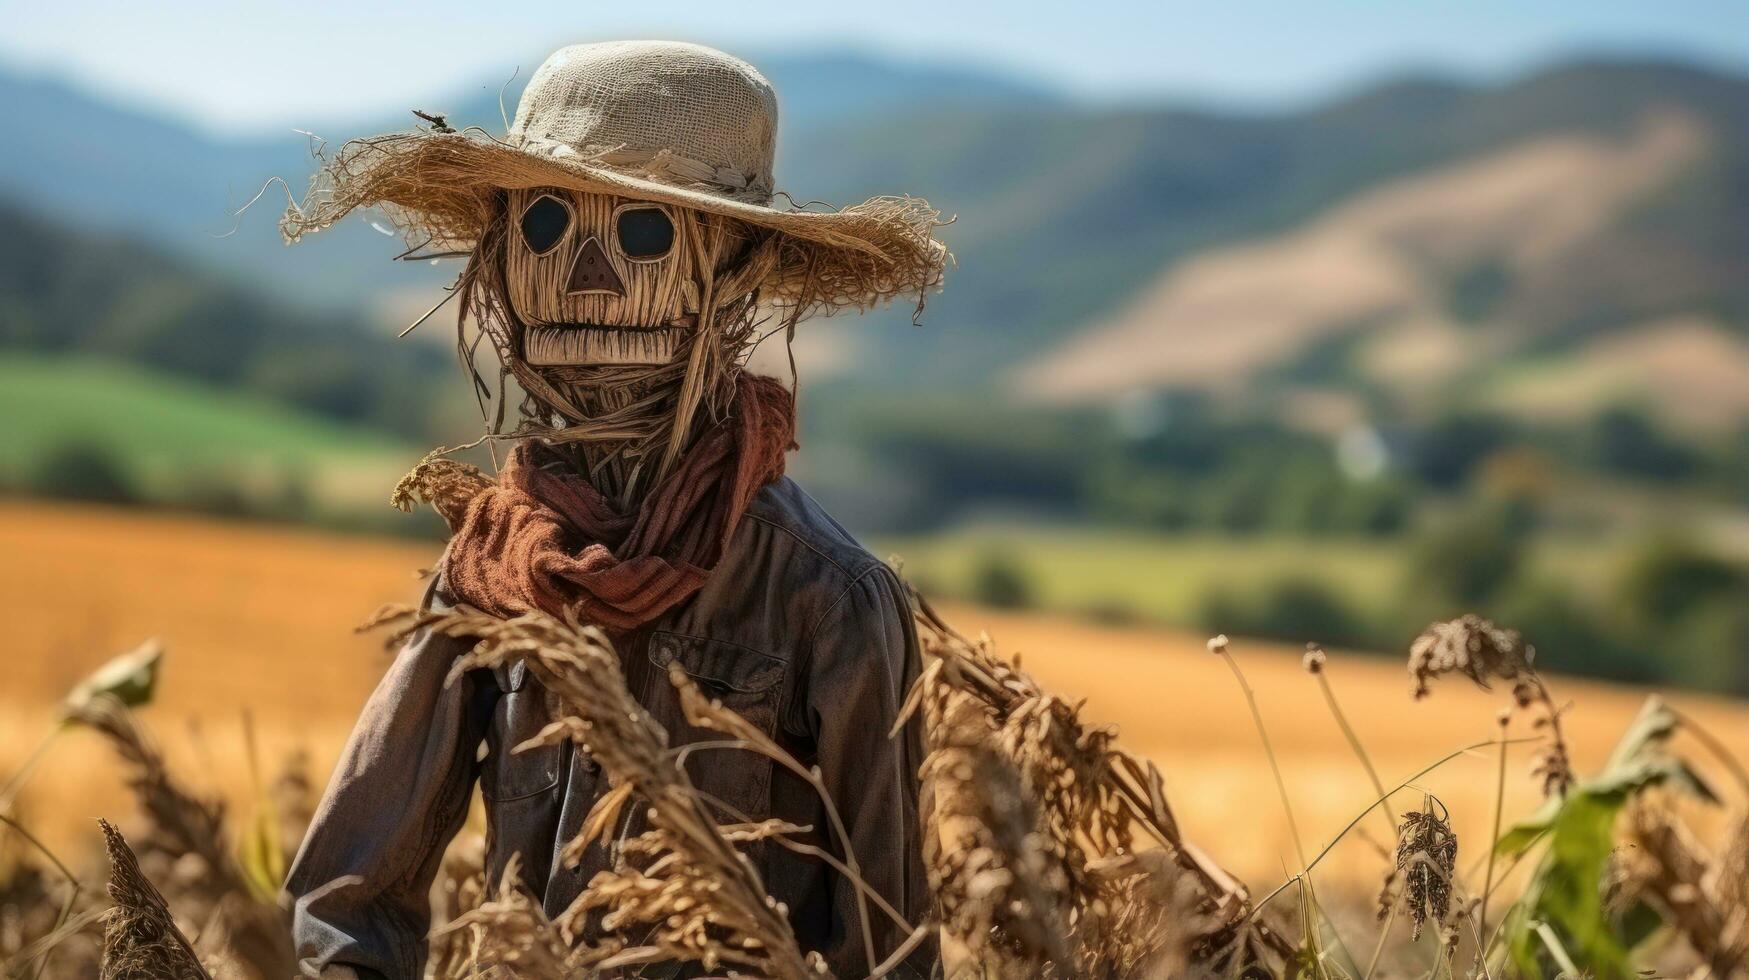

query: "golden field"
left=3, top=499, right=1746, bottom=889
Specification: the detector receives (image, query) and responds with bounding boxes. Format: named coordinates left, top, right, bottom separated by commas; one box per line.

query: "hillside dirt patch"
left=1020, top=113, right=1705, bottom=401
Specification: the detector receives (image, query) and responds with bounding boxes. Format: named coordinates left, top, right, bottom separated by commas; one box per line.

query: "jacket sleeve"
left=803, top=564, right=933, bottom=978
left=285, top=582, right=492, bottom=980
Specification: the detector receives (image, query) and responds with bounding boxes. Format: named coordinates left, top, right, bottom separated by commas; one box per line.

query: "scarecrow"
left=278, top=41, right=946, bottom=979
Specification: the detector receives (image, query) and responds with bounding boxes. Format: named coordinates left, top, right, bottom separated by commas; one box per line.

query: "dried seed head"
left=1394, top=799, right=1458, bottom=942
left=1302, top=644, right=1326, bottom=674
left=1408, top=615, right=1533, bottom=699
left=1531, top=743, right=1575, bottom=798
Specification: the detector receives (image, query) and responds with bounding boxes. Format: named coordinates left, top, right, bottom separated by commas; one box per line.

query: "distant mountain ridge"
left=0, top=48, right=1060, bottom=313
left=2, top=52, right=1746, bottom=414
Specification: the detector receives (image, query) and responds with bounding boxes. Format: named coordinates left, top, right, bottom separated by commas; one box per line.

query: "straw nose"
left=567, top=236, right=626, bottom=296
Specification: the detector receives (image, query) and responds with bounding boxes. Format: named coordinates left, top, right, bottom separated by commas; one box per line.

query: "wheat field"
left=4, top=499, right=1747, bottom=888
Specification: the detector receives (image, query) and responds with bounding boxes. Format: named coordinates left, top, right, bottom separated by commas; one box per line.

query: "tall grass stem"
left=1245, top=735, right=1539, bottom=920
left=1313, top=668, right=1397, bottom=844
left=1214, top=639, right=1356, bottom=974
left=1214, top=640, right=1309, bottom=869
left=1476, top=715, right=1509, bottom=953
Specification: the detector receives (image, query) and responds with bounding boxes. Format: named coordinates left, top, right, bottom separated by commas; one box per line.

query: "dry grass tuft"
left=66, top=696, right=298, bottom=976
left=1409, top=615, right=1574, bottom=797
left=434, top=855, right=594, bottom=978
left=426, top=832, right=489, bottom=978
left=64, top=697, right=235, bottom=896
left=391, top=450, right=494, bottom=531
left=372, top=602, right=820, bottom=979
left=98, top=819, right=210, bottom=980
left=924, top=737, right=1071, bottom=975
left=902, top=594, right=1295, bottom=977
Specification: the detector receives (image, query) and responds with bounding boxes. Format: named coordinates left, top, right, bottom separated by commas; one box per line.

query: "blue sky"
left=2, top=0, right=1744, bottom=135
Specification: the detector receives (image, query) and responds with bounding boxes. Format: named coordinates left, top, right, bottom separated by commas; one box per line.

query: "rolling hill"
left=5, top=52, right=1749, bottom=541
left=1017, top=107, right=1749, bottom=434
left=2, top=52, right=1746, bottom=693
left=4, top=54, right=1746, bottom=402
left=0, top=198, right=467, bottom=443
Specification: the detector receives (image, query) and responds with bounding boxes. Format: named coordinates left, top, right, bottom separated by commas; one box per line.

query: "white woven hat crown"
left=509, top=41, right=779, bottom=205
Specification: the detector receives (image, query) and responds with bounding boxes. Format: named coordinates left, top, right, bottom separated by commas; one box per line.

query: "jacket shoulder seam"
left=801, top=562, right=893, bottom=652
left=743, top=510, right=877, bottom=582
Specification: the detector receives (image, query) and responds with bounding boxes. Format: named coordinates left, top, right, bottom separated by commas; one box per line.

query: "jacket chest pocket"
left=482, top=660, right=563, bottom=803
left=646, top=632, right=787, bottom=821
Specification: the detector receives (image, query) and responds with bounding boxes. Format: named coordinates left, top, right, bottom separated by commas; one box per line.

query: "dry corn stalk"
left=900, top=592, right=1295, bottom=976
left=372, top=603, right=820, bottom=979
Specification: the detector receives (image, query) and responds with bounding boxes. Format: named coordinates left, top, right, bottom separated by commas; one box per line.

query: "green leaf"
left=1507, top=793, right=1631, bottom=979
left=61, top=639, right=163, bottom=716
left=1497, top=796, right=1561, bottom=857
left=1591, top=696, right=1717, bottom=804
left=1495, top=696, right=1727, bottom=978
left=1497, top=696, right=1718, bottom=858
left=237, top=802, right=286, bottom=904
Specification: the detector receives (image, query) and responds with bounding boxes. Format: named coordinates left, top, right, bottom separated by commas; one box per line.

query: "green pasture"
left=0, top=356, right=414, bottom=511
left=879, top=523, right=1617, bottom=631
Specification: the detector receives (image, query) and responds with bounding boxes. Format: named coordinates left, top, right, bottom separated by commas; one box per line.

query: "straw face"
left=505, top=188, right=701, bottom=367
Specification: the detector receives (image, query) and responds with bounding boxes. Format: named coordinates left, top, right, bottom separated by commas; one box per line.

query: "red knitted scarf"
left=443, top=375, right=796, bottom=631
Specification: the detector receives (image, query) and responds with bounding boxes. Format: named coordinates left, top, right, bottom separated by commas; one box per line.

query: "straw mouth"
left=524, top=323, right=689, bottom=366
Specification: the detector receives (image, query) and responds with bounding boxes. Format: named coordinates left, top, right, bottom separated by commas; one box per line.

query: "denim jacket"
left=285, top=478, right=931, bottom=978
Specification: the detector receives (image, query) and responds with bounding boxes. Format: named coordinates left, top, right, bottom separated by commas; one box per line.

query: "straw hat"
left=283, top=40, right=946, bottom=312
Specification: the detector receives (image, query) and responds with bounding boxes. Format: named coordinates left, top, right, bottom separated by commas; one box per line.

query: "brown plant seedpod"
left=1393, top=798, right=1457, bottom=942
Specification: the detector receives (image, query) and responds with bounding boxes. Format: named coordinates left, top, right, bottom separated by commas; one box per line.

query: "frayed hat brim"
left=282, top=129, right=948, bottom=314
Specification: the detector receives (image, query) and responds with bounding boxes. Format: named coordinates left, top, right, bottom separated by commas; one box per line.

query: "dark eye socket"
left=617, top=207, right=675, bottom=259
left=519, top=195, right=570, bottom=255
